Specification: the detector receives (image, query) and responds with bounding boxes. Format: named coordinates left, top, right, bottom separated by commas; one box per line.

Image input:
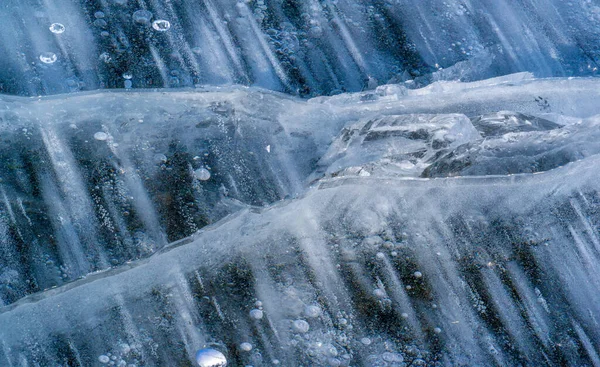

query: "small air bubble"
left=239, top=342, right=252, bottom=351
left=249, top=309, right=263, bottom=320
left=39, top=52, right=57, bottom=64
left=49, top=23, right=65, bottom=34
left=195, top=348, right=227, bottom=367
left=194, top=168, right=211, bottom=181
left=132, top=9, right=153, bottom=24
left=152, top=19, right=171, bottom=31
left=292, top=319, right=310, bottom=333
left=94, top=132, right=109, bottom=141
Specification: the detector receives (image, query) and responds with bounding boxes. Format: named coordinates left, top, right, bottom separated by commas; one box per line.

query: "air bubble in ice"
left=292, top=319, right=309, bottom=333
left=239, top=342, right=252, bottom=351
left=360, top=337, right=371, bottom=345
left=124, top=80, right=133, bottom=89
left=373, top=288, right=385, bottom=298
left=249, top=309, right=263, bottom=320
left=401, top=312, right=409, bottom=319
left=123, top=72, right=133, bottom=80
left=93, top=18, right=107, bottom=27
left=49, top=23, right=65, bottom=34
left=99, top=355, right=110, bottom=363
left=195, top=348, right=227, bottom=367
left=119, top=343, right=131, bottom=354
left=194, top=168, right=211, bottom=181
left=414, top=271, right=422, bottom=278
left=94, top=132, right=109, bottom=141
left=152, top=19, right=171, bottom=31
left=154, top=154, right=167, bottom=164
left=433, top=327, right=442, bottom=334
left=133, top=9, right=153, bottom=24
left=382, top=352, right=403, bottom=363
left=94, top=11, right=105, bottom=18
left=39, top=52, right=57, bottom=64
left=304, top=305, right=321, bottom=318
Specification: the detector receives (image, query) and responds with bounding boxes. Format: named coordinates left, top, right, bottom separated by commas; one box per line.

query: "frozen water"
left=0, top=76, right=599, bottom=366
left=0, top=0, right=598, bottom=96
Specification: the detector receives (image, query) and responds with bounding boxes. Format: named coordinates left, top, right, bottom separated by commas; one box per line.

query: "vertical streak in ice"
left=379, top=256, right=423, bottom=335
left=151, top=0, right=203, bottom=81
left=0, top=339, right=13, bottom=367
left=172, top=269, right=205, bottom=361
left=570, top=198, right=600, bottom=254
left=480, top=268, right=536, bottom=362
left=40, top=126, right=108, bottom=270
left=149, top=45, right=169, bottom=87
left=107, top=139, right=168, bottom=246
left=114, top=294, right=146, bottom=360
left=203, top=0, right=248, bottom=82
left=327, top=4, right=368, bottom=76
left=572, top=320, right=600, bottom=367
left=0, top=187, right=19, bottom=237
left=236, top=3, right=291, bottom=91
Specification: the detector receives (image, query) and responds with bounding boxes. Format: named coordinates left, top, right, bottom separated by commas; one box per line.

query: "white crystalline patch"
left=94, top=132, right=109, bottom=141
left=152, top=19, right=171, bottom=31
left=39, top=52, right=57, bottom=64
left=49, top=23, right=65, bottom=34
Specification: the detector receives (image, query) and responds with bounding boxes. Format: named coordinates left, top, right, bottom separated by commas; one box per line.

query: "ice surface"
left=1, top=76, right=600, bottom=366
left=0, top=0, right=599, bottom=96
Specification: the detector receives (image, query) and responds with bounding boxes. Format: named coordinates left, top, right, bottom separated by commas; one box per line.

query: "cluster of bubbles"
left=252, top=0, right=268, bottom=24
left=97, top=342, right=138, bottom=366
left=40, top=22, right=65, bottom=64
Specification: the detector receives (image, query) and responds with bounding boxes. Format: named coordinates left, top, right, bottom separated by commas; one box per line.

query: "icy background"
left=1, top=1, right=600, bottom=366
left=0, top=0, right=599, bottom=96
left=1, top=75, right=600, bottom=366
